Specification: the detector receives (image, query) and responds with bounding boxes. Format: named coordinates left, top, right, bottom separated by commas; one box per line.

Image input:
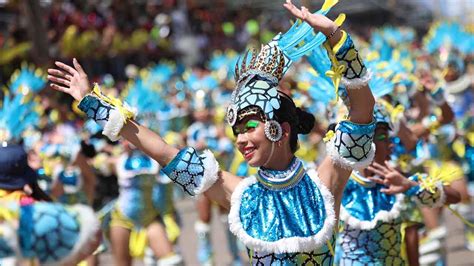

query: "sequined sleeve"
left=331, top=31, right=371, bottom=89
left=78, top=84, right=136, bottom=141
left=405, top=174, right=446, bottom=208
left=325, top=120, right=376, bottom=170
left=161, top=147, right=220, bottom=196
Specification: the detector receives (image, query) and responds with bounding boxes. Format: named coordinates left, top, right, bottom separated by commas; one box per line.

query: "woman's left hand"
left=367, top=161, right=416, bottom=195
left=283, top=0, right=340, bottom=41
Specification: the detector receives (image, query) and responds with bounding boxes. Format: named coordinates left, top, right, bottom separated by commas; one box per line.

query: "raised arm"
left=48, top=59, right=240, bottom=209
left=285, top=0, right=375, bottom=204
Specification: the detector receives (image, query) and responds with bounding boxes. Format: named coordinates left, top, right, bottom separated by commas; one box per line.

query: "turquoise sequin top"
left=338, top=172, right=405, bottom=265
left=114, top=151, right=173, bottom=226
left=228, top=158, right=336, bottom=265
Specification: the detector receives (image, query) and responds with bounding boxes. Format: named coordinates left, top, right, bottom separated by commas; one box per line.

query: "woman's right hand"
left=48, top=58, right=91, bottom=101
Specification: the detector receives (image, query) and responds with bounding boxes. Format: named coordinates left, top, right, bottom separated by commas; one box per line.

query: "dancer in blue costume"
left=48, top=0, right=377, bottom=264
left=0, top=74, right=101, bottom=265
left=100, top=140, right=182, bottom=266
left=336, top=103, right=461, bottom=266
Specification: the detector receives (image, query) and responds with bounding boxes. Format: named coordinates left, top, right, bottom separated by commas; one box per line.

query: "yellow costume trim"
left=323, top=130, right=335, bottom=143
left=323, top=30, right=347, bottom=102
left=447, top=206, right=474, bottom=228
left=0, top=190, right=28, bottom=202
left=163, top=214, right=181, bottom=243
left=91, top=84, right=135, bottom=123
left=350, top=173, right=373, bottom=187
left=331, top=29, right=348, bottom=54
left=326, top=239, right=335, bottom=257
left=130, top=229, right=147, bottom=258
left=0, top=204, right=19, bottom=221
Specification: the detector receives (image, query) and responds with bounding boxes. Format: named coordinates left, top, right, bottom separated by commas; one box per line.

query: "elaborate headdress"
left=0, top=65, right=45, bottom=147
left=226, top=0, right=341, bottom=142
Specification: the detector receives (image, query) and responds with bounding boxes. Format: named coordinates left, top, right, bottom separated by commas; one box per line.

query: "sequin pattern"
left=334, top=121, right=375, bottom=162
left=78, top=95, right=113, bottom=128
left=20, top=203, right=81, bottom=263
left=161, top=147, right=206, bottom=196
left=335, top=34, right=367, bottom=81
left=248, top=234, right=335, bottom=265
left=415, top=185, right=442, bottom=207
left=339, top=220, right=404, bottom=265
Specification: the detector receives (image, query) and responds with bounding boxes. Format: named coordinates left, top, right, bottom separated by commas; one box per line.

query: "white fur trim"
left=325, top=138, right=376, bottom=171
left=102, top=104, right=137, bottom=142
left=193, top=150, right=220, bottom=194
left=445, top=74, right=472, bottom=94
left=0, top=223, right=20, bottom=258
left=102, top=109, right=125, bottom=142
left=414, top=182, right=446, bottom=208
left=158, top=254, right=184, bottom=266
left=341, top=70, right=372, bottom=89
left=340, top=194, right=404, bottom=230
left=228, top=169, right=336, bottom=253
left=194, top=220, right=211, bottom=233
left=52, top=205, right=100, bottom=266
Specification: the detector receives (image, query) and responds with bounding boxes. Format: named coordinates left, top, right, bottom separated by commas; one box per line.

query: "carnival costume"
left=0, top=67, right=100, bottom=264
left=74, top=1, right=378, bottom=265
left=337, top=104, right=448, bottom=266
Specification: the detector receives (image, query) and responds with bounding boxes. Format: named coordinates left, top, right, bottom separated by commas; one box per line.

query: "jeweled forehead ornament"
left=226, top=44, right=287, bottom=142
left=226, top=0, right=340, bottom=142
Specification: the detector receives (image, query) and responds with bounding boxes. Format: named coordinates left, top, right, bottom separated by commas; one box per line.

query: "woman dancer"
left=336, top=103, right=461, bottom=265
left=48, top=0, right=376, bottom=264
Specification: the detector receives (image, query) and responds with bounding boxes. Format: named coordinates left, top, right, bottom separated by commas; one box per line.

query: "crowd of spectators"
left=0, top=0, right=299, bottom=84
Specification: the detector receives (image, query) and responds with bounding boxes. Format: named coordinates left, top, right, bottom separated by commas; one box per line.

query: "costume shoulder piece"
left=0, top=201, right=99, bottom=264
left=340, top=172, right=404, bottom=230
left=228, top=158, right=335, bottom=254
left=116, top=151, right=160, bottom=180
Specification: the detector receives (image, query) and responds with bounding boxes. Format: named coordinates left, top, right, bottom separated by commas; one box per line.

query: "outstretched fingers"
left=50, top=83, right=70, bottom=94
left=371, top=162, right=390, bottom=174
left=367, top=165, right=386, bottom=178
left=380, top=188, right=396, bottom=195
left=283, top=0, right=304, bottom=19
left=72, top=58, right=86, bottom=76
left=367, top=175, right=385, bottom=185
left=48, top=75, right=71, bottom=87
left=55, top=61, right=78, bottom=76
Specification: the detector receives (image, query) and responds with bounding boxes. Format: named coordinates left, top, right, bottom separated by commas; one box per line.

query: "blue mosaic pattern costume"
left=229, top=158, right=336, bottom=265
left=338, top=173, right=405, bottom=265
left=0, top=202, right=99, bottom=264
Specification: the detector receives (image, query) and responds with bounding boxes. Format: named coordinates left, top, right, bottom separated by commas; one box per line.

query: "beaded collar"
left=350, top=171, right=376, bottom=188
left=256, top=157, right=305, bottom=190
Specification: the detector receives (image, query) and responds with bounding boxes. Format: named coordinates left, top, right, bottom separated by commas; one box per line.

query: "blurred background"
left=0, top=1, right=473, bottom=265
left=1, top=0, right=473, bottom=83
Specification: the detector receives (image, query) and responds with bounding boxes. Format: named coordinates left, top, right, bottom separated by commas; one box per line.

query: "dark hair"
left=274, top=91, right=315, bottom=153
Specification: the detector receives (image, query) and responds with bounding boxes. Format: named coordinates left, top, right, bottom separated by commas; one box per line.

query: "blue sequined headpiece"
left=226, top=0, right=340, bottom=127
left=373, top=102, right=391, bottom=129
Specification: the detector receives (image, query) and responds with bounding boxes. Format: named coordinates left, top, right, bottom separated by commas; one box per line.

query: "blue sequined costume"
left=105, top=151, right=175, bottom=230
left=338, top=172, right=405, bottom=265
left=229, top=157, right=336, bottom=265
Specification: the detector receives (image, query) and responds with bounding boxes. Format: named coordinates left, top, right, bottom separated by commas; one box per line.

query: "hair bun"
left=295, top=107, right=315, bottom=135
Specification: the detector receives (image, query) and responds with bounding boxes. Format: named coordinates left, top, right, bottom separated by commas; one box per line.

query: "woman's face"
left=373, top=124, right=393, bottom=164
left=233, top=115, right=273, bottom=167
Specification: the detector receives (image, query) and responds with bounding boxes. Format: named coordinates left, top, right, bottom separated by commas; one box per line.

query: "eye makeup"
left=375, top=133, right=389, bottom=142
left=233, top=120, right=260, bottom=136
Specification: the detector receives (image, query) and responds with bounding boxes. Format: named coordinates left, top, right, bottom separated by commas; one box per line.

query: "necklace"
left=257, top=157, right=305, bottom=190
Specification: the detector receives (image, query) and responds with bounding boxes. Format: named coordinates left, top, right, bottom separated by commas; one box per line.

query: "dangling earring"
left=264, top=120, right=282, bottom=142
